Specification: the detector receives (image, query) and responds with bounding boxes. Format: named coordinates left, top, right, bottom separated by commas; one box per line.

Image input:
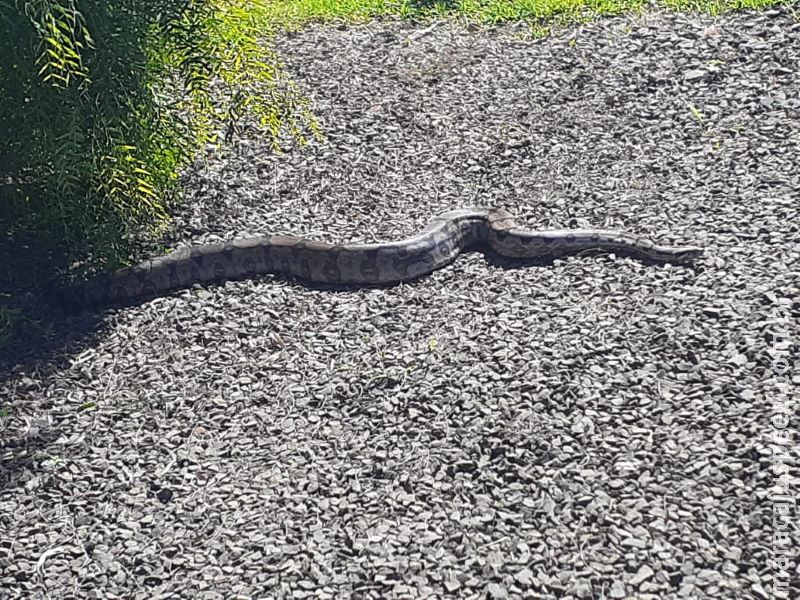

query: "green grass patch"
left=663, top=0, right=794, bottom=14
left=259, top=0, right=794, bottom=29
left=258, top=0, right=410, bottom=26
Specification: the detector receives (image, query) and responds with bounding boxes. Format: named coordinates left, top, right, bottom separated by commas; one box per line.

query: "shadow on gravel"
left=0, top=259, right=102, bottom=491
left=0, top=246, right=704, bottom=380
left=481, top=248, right=707, bottom=273
left=0, top=299, right=105, bottom=382
left=0, top=238, right=106, bottom=383
left=249, top=249, right=704, bottom=295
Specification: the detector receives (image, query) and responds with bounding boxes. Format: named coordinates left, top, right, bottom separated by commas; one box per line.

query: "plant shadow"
left=0, top=235, right=106, bottom=382
left=0, top=241, right=108, bottom=492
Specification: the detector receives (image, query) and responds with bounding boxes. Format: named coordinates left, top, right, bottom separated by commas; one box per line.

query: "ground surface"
left=2, top=5, right=799, bottom=599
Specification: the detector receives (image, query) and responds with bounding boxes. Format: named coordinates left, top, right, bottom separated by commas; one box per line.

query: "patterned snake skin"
left=60, top=207, right=703, bottom=308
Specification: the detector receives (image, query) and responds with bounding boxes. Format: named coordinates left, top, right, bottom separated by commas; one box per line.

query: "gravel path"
left=2, top=5, right=799, bottom=598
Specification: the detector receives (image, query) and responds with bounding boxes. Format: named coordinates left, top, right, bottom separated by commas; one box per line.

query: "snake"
left=57, top=207, right=703, bottom=309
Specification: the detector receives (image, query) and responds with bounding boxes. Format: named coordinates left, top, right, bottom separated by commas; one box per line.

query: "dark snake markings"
left=61, top=207, right=703, bottom=308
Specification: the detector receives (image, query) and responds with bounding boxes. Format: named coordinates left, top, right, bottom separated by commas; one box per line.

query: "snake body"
left=60, top=208, right=703, bottom=308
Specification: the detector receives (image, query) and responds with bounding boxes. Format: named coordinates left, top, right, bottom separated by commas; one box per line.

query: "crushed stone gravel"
left=2, top=5, right=799, bottom=598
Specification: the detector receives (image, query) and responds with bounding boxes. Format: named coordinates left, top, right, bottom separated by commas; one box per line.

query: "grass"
left=258, top=0, right=795, bottom=30
left=662, top=0, right=794, bottom=13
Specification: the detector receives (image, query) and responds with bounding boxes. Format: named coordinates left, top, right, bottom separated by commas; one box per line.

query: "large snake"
left=58, top=207, right=703, bottom=308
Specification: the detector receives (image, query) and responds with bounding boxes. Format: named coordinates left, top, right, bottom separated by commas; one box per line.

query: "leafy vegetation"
left=0, top=0, right=317, bottom=290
